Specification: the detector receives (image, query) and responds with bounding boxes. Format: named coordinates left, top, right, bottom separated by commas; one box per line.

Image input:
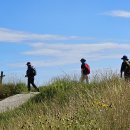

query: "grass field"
left=0, top=72, right=130, bottom=130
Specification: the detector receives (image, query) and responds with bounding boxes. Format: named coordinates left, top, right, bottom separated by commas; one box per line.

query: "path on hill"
left=0, top=92, right=40, bottom=113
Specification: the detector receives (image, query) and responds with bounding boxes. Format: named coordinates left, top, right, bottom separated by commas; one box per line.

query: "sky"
left=0, top=0, right=130, bottom=85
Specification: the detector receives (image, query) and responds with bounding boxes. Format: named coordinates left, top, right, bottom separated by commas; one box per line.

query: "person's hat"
left=26, top=62, right=31, bottom=65
left=80, top=58, right=86, bottom=62
left=121, top=55, right=129, bottom=60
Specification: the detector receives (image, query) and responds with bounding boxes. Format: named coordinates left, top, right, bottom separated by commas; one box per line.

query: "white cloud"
left=0, top=28, right=93, bottom=42
left=2, top=28, right=129, bottom=68
left=9, top=42, right=129, bottom=67
left=23, top=42, right=130, bottom=56
left=103, top=10, right=130, bottom=18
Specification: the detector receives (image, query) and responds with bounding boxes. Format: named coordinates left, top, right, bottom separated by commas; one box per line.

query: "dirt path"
left=0, top=92, right=40, bottom=113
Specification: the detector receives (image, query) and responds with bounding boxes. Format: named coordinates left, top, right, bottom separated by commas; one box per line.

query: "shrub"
left=14, top=83, right=28, bottom=94
left=0, top=83, right=28, bottom=99
left=0, top=86, right=12, bottom=99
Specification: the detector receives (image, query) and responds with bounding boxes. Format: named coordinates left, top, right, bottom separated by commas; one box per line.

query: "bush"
left=14, top=83, right=28, bottom=94
left=0, top=86, right=12, bottom=99
left=0, top=83, right=28, bottom=99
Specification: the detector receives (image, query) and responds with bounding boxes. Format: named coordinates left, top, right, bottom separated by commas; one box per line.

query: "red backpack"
left=85, top=64, right=90, bottom=74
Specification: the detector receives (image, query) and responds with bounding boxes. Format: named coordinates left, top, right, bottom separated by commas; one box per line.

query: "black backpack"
left=31, top=67, right=37, bottom=76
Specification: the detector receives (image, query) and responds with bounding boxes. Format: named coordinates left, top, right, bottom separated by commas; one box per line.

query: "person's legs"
left=27, top=78, right=31, bottom=92
left=80, top=74, right=89, bottom=83
left=30, top=77, right=39, bottom=92
left=124, top=73, right=129, bottom=81
left=80, top=74, right=85, bottom=82
left=85, top=75, right=89, bottom=83
left=126, top=74, right=130, bottom=82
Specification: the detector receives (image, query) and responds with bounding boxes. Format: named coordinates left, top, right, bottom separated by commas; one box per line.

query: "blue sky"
left=0, top=0, right=130, bottom=85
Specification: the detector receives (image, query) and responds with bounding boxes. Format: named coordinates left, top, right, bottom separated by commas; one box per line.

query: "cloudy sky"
left=0, top=0, right=130, bottom=85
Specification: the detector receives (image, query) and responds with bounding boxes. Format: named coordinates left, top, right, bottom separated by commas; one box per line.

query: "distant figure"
left=120, top=55, right=130, bottom=81
left=25, top=62, right=39, bottom=92
left=80, top=58, right=90, bottom=83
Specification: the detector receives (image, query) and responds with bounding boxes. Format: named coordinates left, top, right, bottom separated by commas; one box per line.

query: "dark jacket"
left=26, top=66, right=35, bottom=78
left=121, top=61, right=130, bottom=76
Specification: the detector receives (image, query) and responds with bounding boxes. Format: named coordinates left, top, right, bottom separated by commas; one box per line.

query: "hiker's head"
left=80, top=58, right=86, bottom=63
left=121, top=55, right=129, bottom=61
left=26, top=62, right=31, bottom=66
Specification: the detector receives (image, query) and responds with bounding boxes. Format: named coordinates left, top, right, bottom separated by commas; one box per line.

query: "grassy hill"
left=0, top=73, right=130, bottom=130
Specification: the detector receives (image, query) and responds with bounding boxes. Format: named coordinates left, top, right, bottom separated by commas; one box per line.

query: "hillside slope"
left=0, top=75, right=130, bottom=130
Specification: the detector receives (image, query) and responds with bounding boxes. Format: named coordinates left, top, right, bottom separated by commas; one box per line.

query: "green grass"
left=0, top=73, right=130, bottom=129
left=0, top=83, right=28, bottom=99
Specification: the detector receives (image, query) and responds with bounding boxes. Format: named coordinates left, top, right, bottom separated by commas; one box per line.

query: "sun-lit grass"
left=0, top=71, right=130, bottom=129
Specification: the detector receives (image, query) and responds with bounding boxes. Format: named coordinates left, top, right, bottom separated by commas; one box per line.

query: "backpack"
left=85, top=64, right=90, bottom=74
left=125, top=61, right=130, bottom=74
left=31, top=67, right=37, bottom=76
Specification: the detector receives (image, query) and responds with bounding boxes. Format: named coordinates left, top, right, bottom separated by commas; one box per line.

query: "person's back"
left=26, top=66, right=36, bottom=78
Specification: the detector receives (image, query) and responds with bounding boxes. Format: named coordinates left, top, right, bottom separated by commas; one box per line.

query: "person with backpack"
left=25, top=62, right=39, bottom=92
left=120, top=55, right=130, bottom=81
left=80, top=58, right=90, bottom=83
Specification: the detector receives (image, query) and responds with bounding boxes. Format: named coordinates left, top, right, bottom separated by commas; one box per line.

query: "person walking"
left=25, top=62, right=39, bottom=92
left=80, top=58, right=90, bottom=83
left=120, top=55, right=130, bottom=81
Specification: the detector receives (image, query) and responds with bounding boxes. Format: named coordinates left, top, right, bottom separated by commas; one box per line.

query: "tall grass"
left=0, top=72, right=130, bottom=129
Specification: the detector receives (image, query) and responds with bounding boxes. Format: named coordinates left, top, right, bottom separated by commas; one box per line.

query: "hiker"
left=25, top=62, right=39, bottom=92
left=80, top=58, right=90, bottom=83
left=120, top=55, right=130, bottom=81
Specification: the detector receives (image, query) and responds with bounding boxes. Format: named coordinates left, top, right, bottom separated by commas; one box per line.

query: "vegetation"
left=0, top=72, right=130, bottom=129
left=0, top=83, right=28, bottom=99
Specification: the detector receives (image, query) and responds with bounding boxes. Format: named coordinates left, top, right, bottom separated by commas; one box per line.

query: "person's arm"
left=81, top=64, right=83, bottom=73
left=25, top=69, right=29, bottom=77
left=120, top=71, right=123, bottom=78
left=120, top=62, right=127, bottom=78
left=120, top=62, right=124, bottom=78
left=25, top=70, right=27, bottom=77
